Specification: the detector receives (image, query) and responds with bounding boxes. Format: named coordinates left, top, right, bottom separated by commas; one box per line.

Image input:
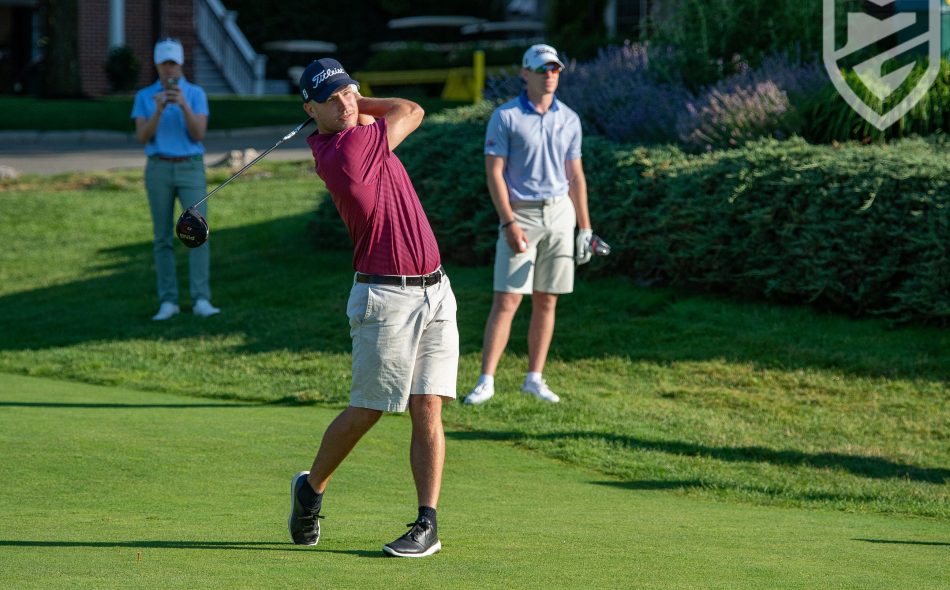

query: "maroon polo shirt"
left=307, top=118, right=441, bottom=276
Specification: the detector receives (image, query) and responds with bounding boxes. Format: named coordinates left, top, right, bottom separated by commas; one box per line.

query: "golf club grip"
left=193, top=118, right=314, bottom=208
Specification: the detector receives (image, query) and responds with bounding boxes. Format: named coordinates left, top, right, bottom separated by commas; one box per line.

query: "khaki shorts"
left=346, top=272, right=459, bottom=412
left=494, top=196, right=576, bottom=294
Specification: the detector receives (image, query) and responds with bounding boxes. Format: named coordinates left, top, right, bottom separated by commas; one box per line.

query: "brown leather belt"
left=356, top=267, right=444, bottom=287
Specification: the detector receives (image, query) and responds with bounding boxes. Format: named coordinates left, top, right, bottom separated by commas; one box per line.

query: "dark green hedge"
left=311, top=105, right=950, bottom=324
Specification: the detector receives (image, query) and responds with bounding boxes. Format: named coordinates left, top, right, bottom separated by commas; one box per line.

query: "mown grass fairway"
left=0, top=164, right=948, bottom=587
left=1, top=374, right=948, bottom=590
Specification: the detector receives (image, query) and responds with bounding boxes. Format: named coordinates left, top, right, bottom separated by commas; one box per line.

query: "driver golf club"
left=176, top=117, right=314, bottom=248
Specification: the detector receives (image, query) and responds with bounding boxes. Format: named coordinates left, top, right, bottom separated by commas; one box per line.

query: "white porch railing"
left=194, top=0, right=266, bottom=95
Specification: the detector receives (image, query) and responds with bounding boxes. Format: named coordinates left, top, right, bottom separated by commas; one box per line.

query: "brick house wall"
left=76, top=0, right=198, bottom=97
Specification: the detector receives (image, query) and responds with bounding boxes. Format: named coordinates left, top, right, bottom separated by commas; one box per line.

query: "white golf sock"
left=477, top=374, right=494, bottom=387
left=526, top=371, right=543, bottom=384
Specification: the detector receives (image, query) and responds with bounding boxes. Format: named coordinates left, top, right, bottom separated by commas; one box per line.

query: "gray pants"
left=144, top=156, right=210, bottom=304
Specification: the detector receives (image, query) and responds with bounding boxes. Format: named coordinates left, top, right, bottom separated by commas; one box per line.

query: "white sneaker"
left=151, top=302, right=180, bottom=321
left=192, top=299, right=220, bottom=318
left=521, top=379, right=560, bottom=403
left=464, top=381, right=495, bottom=405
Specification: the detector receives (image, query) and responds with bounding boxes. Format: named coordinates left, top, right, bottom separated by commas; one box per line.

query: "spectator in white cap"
left=464, top=43, right=596, bottom=406
left=131, top=38, right=219, bottom=321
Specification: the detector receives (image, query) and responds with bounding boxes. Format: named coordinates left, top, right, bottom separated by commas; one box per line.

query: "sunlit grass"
left=1, top=163, right=947, bottom=519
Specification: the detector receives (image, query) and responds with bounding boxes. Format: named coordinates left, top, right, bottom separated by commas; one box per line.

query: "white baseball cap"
left=154, top=39, right=184, bottom=65
left=522, top=44, right=564, bottom=71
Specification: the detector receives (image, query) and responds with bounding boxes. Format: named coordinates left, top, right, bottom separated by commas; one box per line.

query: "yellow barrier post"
left=473, top=50, right=485, bottom=104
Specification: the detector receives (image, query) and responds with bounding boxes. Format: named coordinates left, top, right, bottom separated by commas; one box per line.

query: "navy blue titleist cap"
left=299, top=58, right=359, bottom=103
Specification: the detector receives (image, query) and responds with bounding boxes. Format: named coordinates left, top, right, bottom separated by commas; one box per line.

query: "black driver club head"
left=176, top=207, right=209, bottom=248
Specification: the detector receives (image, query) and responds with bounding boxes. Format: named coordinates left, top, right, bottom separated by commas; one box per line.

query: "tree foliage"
left=648, top=0, right=823, bottom=90
left=104, top=46, right=141, bottom=93
left=41, top=0, right=82, bottom=97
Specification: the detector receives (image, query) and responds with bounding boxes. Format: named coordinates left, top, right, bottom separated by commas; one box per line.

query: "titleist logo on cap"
left=299, top=58, right=357, bottom=103
left=313, top=68, right=345, bottom=85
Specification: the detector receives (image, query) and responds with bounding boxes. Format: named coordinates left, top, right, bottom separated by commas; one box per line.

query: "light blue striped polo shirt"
left=484, top=91, right=582, bottom=203
left=131, top=76, right=209, bottom=157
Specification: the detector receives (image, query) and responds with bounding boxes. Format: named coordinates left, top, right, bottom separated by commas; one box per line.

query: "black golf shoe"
left=288, top=471, right=322, bottom=545
left=382, top=517, right=441, bottom=557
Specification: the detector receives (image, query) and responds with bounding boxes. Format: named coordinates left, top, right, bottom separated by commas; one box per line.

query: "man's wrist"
left=499, top=219, right=516, bottom=230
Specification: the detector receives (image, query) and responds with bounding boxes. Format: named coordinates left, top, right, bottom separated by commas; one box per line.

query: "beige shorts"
left=346, top=272, right=459, bottom=412
left=494, top=196, right=577, bottom=294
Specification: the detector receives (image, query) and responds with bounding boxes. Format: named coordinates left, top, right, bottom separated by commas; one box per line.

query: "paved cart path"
left=0, top=127, right=313, bottom=176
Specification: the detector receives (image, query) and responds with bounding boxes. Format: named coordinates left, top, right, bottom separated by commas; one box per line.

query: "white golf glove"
left=575, top=228, right=593, bottom=265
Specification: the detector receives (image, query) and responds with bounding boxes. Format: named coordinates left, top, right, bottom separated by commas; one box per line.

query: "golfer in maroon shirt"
left=287, top=58, right=458, bottom=558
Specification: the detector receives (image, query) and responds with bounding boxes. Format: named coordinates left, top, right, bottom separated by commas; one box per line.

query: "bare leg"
left=307, top=406, right=382, bottom=492
left=479, top=292, right=523, bottom=375
left=527, top=292, right=558, bottom=373
left=408, top=395, right=445, bottom=507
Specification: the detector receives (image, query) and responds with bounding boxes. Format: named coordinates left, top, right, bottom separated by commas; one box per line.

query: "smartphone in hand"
left=164, top=78, right=179, bottom=104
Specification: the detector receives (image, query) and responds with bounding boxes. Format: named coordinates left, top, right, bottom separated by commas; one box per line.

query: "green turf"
left=1, top=373, right=948, bottom=590
left=0, top=163, right=948, bottom=524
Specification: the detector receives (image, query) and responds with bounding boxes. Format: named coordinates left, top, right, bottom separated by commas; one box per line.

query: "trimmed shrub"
left=590, top=137, right=950, bottom=324
left=312, top=105, right=950, bottom=323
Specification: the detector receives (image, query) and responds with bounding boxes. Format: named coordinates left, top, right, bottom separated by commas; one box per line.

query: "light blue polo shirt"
left=484, top=91, right=582, bottom=203
left=131, top=77, right=209, bottom=157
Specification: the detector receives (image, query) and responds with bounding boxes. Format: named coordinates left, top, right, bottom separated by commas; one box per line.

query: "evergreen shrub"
left=104, top=46, right=141, bottom=93
left=311, top=105, right=950, bottom=323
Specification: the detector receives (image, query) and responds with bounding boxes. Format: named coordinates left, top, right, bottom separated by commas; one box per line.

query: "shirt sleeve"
left=338, top=118, right=390, bottom=184
left=565, top=113, right=582, bottom=161
left=484, top=109, right=508, bottom=157
left=131, top=89, right=151, bottom=120
left=190, top=86, right=209, bottom=118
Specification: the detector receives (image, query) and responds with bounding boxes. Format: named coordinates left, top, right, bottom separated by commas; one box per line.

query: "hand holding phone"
left=164, top=78, right=179, bottom=105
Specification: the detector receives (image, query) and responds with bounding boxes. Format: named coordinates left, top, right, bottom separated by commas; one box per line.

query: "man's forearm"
left=487, top=173, right=514, bottom=223
left=568, top=165, right=591, bottom=229
left=569, top=180, right=590, bottom=228
left=357, top=96, right=417, bottom=119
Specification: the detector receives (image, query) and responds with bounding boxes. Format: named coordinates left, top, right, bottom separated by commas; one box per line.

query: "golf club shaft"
left=191, top=117, right=313, bottom=209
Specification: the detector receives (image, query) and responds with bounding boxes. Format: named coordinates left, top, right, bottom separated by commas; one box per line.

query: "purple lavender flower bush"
left=486, top=43, right=829, bottom=151
left=555, top=43, right=692, bottom=144
left=677, top=55, right=829, bottom=151
left=486, top=42, right=689, bottom=145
